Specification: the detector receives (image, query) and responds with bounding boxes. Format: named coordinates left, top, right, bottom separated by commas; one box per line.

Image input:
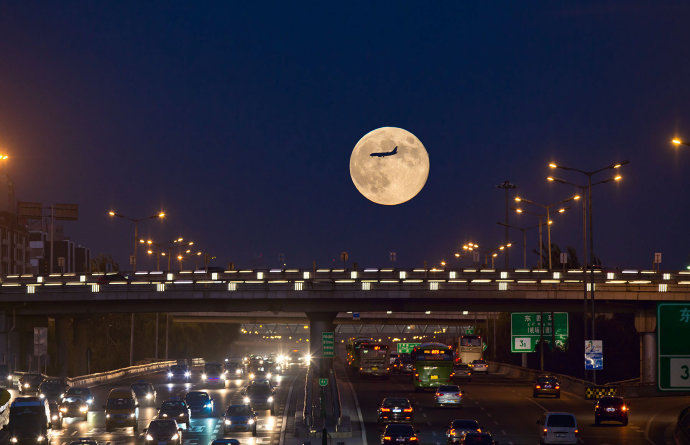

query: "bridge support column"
left=73, top=317, right=89, bottom=377
left=635, top=309, right=657, bottom=384
left=55, top=317, right=72, bottom=377
left=306, top=312, right=337, bottom=378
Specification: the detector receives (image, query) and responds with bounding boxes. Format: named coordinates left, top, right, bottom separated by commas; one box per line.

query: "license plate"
left=159, top=442, right=168, bottom=445
left=606, top=407, right=615, bottom=412
left=545, top=385, right=551, bottom=388
left=430, top=375, right=438, bottom=380
left=396, top=439, right=405, bottom=442
left=556, top=433, right=565, bottom=438
left=372, top=367, right=378, bottom=371
left=392, top=408, right=402, bottom=413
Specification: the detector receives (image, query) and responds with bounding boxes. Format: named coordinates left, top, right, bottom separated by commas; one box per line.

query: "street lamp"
left=108, top=210, right=166, bottom=272
left=513, top=194, right=580, bottom=269
left=672, top=138, right=690, bottom=147
left=547, top=159, right=628, bottom=384
left=512, top=207, right=566, bottom=269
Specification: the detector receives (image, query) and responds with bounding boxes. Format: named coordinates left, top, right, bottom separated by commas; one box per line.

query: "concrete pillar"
left=55, top=317, right=73, bottom=377
left=305, top=312, right=337, bottom=378
left=73, top=317, right=89, bottom=377
left=635, top=309, right=657, bottom=384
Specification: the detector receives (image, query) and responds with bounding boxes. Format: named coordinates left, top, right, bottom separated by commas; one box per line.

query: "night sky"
left=2, top=2, right=690, bottom=270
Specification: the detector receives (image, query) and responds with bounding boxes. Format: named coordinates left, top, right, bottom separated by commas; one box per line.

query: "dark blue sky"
left=2, top=2, right=690, bottom=270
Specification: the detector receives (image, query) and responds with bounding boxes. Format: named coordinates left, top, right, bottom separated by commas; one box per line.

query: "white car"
left=434, top=385, right=462, bottom=407
left=470, top=359, right=488, bottom=374
left=538, top=412, right=578, bottom=445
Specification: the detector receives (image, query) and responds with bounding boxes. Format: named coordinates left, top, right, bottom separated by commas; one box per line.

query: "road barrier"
left=488, top=361, right=588, bottom=399
left=584, top=386, right=618, bottom=400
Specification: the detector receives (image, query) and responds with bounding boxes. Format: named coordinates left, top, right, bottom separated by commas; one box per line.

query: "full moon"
left=349, top=127, right=430, bottom=205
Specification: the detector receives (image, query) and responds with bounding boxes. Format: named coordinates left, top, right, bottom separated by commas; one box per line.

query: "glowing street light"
left=108, top=210, right=166, bottom=273
left=672, top=138, right=690, bottom=147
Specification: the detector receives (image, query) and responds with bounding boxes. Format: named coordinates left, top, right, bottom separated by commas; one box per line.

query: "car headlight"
left=37, top=435, right=45, bottom=442
left=248, top=418, right=255, bottom=425
left=87, top=398, right=93, bottom=405
left=162, top=413, right=168, bottom=417
left=171, top=433, right=179, bottom=440
left=39, top=393, right=45, bottom=399
left=243, top=396, right=250, bottom=404
left=146, top=393, right=153, bottom=399
left=24, top=383, right=30, bottom=388
left=52, top=415, right=58, bottom=421
left=60, top=393, right=65, bottom=398
left=267, top=373, right=272, bottom=379
left=167, top=372, right=173, bottom=378
left=130, top=413, right=136, bottom=418
left=59, top=407, right=67, bottom=413
left=184, top=371, right=191, bottom=377
left=10, top=437, right=17, bottom=443
left=146, top=434, right=154, bottom=441
left=303, top=354, right=312, bottom=362
left=79, top=406, right=88, bottom=412
left=201, top=373, right=207, bottom=380
left=106, top=414, right=110, bottom=419
left=6, top=375, right=12, bottom=380
left=267, top=396, right=273, bottom=403
left=235, top=369, right=241, bottom=375
left=224, top=419, right=231, bottom=425
left=178, top=413, right=184, bottom=417
left=249, top=373, right=255, bottom=380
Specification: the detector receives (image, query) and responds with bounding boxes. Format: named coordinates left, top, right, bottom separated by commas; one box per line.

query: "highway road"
left=5, top=366, right=303, bottom=445
left=349, top=368, right=690, bottom=445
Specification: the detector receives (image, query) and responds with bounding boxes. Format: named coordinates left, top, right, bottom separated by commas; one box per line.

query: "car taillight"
left=543, top=428, right=548, bottom=436
left=555, top=385, right=560, bottom=389
left=476, top=428, right=481, bottom=433
left=409, top=437, right=418, bottom=441
left=450, top=372, right=455, bottom=377
left=621, top=406, right=628, bottom=411
left=435, top=392, right=441, bottom=397
left=535, top=385, right=541, bottom=389
left=449, top=429, right=455, bottom=435
left=574, top=429, right=579, bottom=435
left=381, top=408, right=391, bottom=412
left=457, top=393, right=462, bottom=397
left=403, top=408, right=413, bottom=412
left=383, top=436, right=391, bottom=440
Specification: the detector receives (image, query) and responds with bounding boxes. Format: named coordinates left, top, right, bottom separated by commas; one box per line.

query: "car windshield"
left=537, top=378, right=558, bottom=384
left=247, top=385, right=271, bottom=395
left=598, top=398, right=624, bottom=407
left=171, top=365, right=186, bottom=372
left=185, top=393, right=209, bottom=402
left=106, top=398, right=133, bottom=409
left=205, top=364, right=222, bottom=374
left=161, top=401, right=184, bottom=410
left=546, top=414, right=576, bottom=427
left=67, top=388, right=90, bottom=396
left=148, top=420, right=177, bottom=434
left=452, top=420, right=479, bottom=429
left=24, top=374, right=43, bottom=383
left=385, top=424, right=414, bottom=436
left=382, top=398, right=410, bottom=408
left=131, top=383, right=150, bottom=393
left=438, top=385, right=459, bottom=392
left=227, top=405, right=252, bottom=416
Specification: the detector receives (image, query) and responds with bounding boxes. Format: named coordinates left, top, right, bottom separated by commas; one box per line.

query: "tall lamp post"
left=514, top=194, right=580, bottom=269
left=497, top=181, right=517, bottom=268
left=547, top=160, right=628, bottom=384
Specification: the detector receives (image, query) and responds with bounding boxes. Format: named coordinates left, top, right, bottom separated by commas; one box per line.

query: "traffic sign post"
left=322, top=331, right=335, bottom=358
left=397, top=343, right=421, bottom=354
left=658, top=303, right=690, bottom=391
left=318, top=378, right=328, bottom=387
left=511, top=312, right=569, bottom=353
left=584, top=340, right=603, bottom=370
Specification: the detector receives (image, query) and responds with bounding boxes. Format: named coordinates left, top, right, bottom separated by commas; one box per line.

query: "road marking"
left=278, top=372, right=296, bottom=445
left=344, top=377, right=367, bottom=445
left=501, top=429, right=506, bottom=435
left=525, top=397, right=548, bottom=412
left=493, top=420, right=499, bottom=425
left=422, top=412, right=428, bottom=418
left=644, top=412, right=658, bottom=445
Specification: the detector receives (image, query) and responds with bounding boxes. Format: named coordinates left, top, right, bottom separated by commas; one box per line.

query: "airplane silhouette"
left=370, top=146, right=398, bottom=158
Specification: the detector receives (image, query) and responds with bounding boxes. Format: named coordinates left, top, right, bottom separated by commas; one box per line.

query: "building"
left=28, top=229, right=91, bottom=274
left=0, top=174, right=29, bottom=275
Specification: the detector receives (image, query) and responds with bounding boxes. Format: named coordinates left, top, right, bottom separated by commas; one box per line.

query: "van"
left=104, top=388, right=138, bottom=432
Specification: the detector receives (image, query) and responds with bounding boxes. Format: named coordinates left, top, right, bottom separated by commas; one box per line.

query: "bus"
left=457, top=335, right=483, bottom=364
left=411, top=343, right=454, bottom=390
left=346, top=337, right=372, bottom=371
left=358, top=343, right=390, bottom=377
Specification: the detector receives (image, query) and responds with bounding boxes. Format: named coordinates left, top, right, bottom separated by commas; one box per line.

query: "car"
left=400, top=357, right=414, bottom=374
left=158, top=400, right=191, bottom=428
left=224, top=361, right=244, bottom=377
left=533, top=376, right=560, bottom=398
left=377, top=398, right=414, bottom=424
left=223, top=404, right=257, bottom=436
left=381, top=423, right=419, bottom=444
left=48, top=401, right=63, bottom=429
left=210, top=440, right=240, bottom=445
left=131, top=382, right=157, bottom=405
left=104, top=388, right=138, bottom=432
left=469, top=359, right=488, bottom=374
left=389, top=352, right=400, bottom=365
left=460, top=432, right=496, bottom=445
left=144, top=419, right=182, bottom=445
left=435, top=385, right=463, bottom=407
left=594, top=396, right=628, bottom=426
left=19, top=373, right=44, bottom=395
left=446, top=419, right=482, bottom=444
left=96, top=273, right=131, bottom=284
left=184, top=391, right=214, bottom=417
left=201, top=363, right=225, bottom=387
left=537, top=412, right=578, bottom=445
left=60, top=387, right=94, bottom=421
left=8, top=397, right=51, bottom=444
left=243, top=382, right=275, bottom=414
left=0, top=364, right=13, bottom=387
left=167, top=365, right=192, bottom=383
left=452, top=364, right=472, bottom=381
left=39, top=379, right=68, bottom=402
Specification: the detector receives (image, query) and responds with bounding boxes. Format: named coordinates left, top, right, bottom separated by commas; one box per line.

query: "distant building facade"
left=0, top=174, right=29, bottom=275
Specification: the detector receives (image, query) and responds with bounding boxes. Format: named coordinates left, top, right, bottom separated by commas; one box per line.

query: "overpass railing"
left=1, top=268, right=689, bottom=296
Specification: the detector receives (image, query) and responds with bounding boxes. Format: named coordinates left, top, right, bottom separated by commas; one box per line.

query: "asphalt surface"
left=349, top=368, right=690, bottom=445
left=6, top=366, right=303, bottom=445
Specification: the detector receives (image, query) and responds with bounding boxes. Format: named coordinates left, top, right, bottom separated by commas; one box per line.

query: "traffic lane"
left=49, top=370, right=296, bottom=445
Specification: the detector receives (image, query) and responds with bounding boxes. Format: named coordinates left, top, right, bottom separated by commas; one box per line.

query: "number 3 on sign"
left=670, top=358, right=690, bottom=387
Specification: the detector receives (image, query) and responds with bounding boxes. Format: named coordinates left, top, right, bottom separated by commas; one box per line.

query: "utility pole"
left=497, top=181, right=517, bottom=269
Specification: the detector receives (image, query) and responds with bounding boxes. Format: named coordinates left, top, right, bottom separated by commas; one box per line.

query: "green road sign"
left=318, top=378, right=328, bottom=387
left=397, top=343, right=421, bottom=354
left=322, top=331, right=335, bottom=358
left=658, top=303, right=690, bottom=391
left=511, top=312, right=569, bottom=353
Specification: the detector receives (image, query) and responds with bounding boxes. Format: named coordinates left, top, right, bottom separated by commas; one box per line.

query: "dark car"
left=460, top=432, right=495, bottom=445
left=243, top=382, right=275, bottom=414
left=533, top=376, right=560, bottom=398
left=158, top=400, right=191, bottom=429
left=39, top=380, right=68, bottom=403
left=144, top=419, right=182, bottom=445
left=201, top=363, right=225, bottom=388
left=131, top=382, right=157, bottom=405
left=400, top=357, right=414, bottom=374
left=19, top=373, right=44, bottom=395
left=452, top=363, right=472, bottom=382
left=184, top=392, right=214, bottom=417
left=377, top=398, right=414, bottom=424
left=381, top=423, right=419, bottom=444
left=8, top=397, right=51, bottom=444
left=167, top=365, right=191, bottom=383
left=48, top=401, right=63, bottom=429
left=595, top=396, right=629, bottom=426
left=446, top=419, right=482, bottom=444
left=60, top=387, right=93, bottom=420
left=223, top=404, right=257, bottom=436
